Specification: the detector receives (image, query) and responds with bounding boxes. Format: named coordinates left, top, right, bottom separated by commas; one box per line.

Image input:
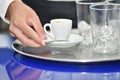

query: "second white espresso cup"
left=44, top=19, right=72, bottom=41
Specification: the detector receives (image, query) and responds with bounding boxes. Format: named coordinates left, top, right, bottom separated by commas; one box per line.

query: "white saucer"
left=45, top=34, right=84, bottom=48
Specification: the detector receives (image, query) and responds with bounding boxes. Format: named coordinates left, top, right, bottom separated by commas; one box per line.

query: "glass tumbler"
left=90, top=3, right=120, bottom=54
left=76, top=0, right=105, bottom=45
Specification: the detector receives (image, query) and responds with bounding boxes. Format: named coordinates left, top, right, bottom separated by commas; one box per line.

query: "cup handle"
left=44, top=23, right=55, bottom=39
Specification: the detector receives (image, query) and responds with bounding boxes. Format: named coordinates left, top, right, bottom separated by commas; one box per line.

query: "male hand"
left=6, top=0, right=47, bottom=47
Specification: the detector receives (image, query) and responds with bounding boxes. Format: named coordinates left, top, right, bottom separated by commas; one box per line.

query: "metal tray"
left=12, top=39, right=120, bottom=63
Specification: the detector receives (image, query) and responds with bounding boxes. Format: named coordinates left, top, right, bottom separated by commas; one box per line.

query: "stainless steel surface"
left=12, top=39, right=120, bottom=63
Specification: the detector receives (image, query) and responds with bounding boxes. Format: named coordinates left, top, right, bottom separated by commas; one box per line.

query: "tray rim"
left=12, top=39, right=120, bottom=63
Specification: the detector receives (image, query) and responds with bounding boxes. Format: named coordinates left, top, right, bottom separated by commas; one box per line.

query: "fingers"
left=27, top=16, right=47, bottom=40
left=13, top=20, right=46, bottom=46
left=15, top=20, right=40, bottom=42
left=9, top=24, right=44, bottom=47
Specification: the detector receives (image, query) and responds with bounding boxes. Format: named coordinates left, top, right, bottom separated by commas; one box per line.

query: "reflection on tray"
left=22, top=46, right=79, bottom=59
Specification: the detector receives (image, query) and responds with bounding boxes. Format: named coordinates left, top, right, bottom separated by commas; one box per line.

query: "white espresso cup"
left=44, top=19, right=72, bottom=41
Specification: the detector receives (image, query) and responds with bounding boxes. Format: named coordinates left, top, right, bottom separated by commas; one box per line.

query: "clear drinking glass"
left=90, top=3, right=120, bottom=54
left=76, top=0, right=105, bottom=45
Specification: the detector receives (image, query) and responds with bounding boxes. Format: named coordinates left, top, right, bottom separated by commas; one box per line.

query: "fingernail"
left=42, top=40, right=46, bottom=46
